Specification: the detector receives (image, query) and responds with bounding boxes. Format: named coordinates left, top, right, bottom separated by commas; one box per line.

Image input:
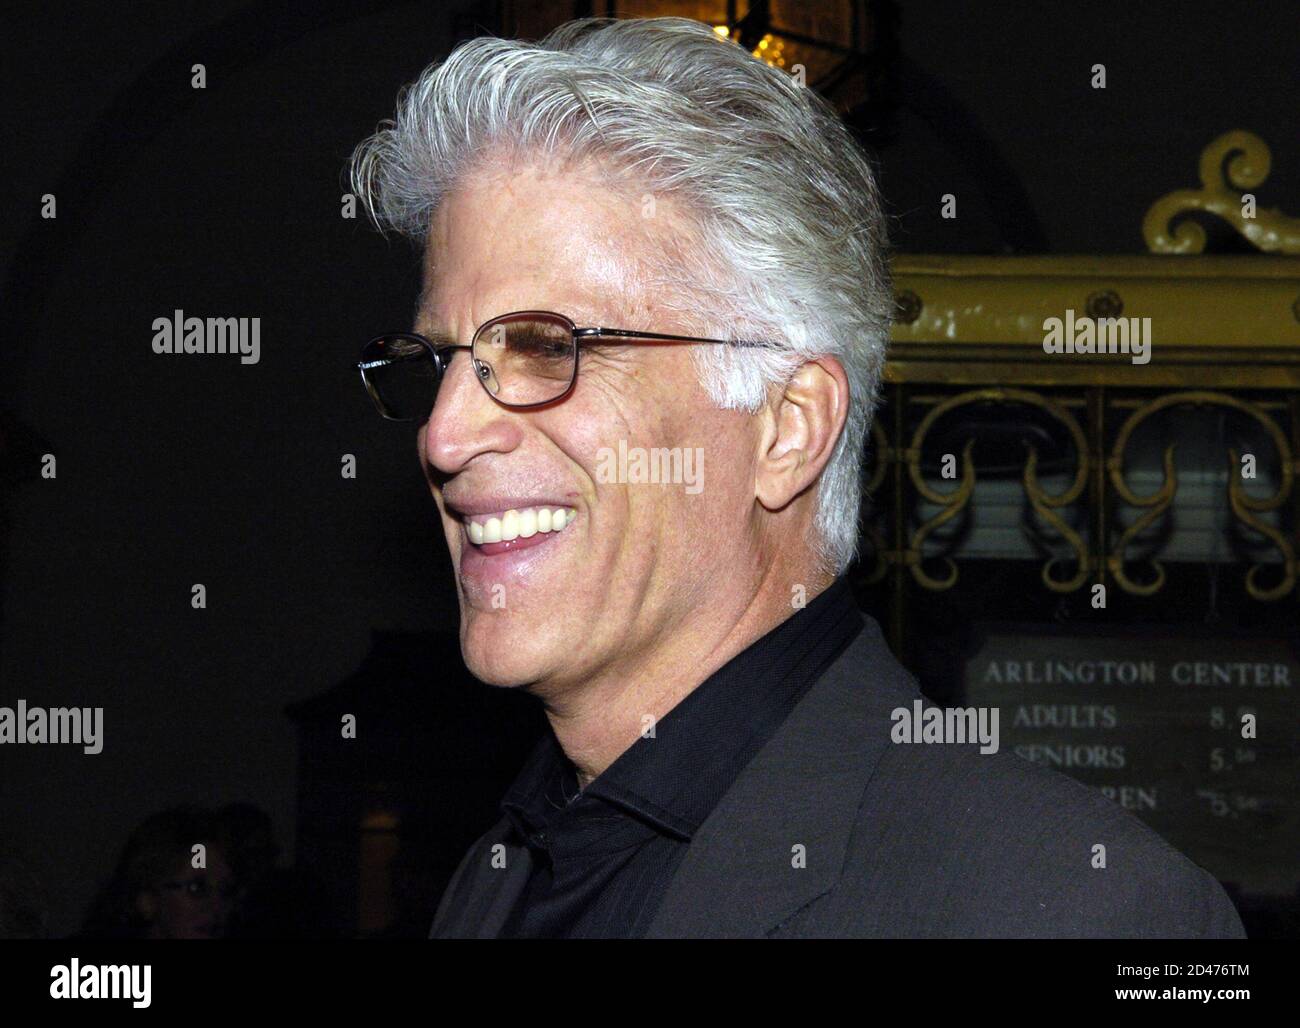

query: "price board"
left=962, top=627, right=1299, bottom=896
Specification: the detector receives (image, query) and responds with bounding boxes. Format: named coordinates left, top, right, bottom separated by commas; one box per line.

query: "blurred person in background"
left=79, top=805, right=235, bottom=939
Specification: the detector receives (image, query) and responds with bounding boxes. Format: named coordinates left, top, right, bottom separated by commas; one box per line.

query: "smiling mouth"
left=462, top=505, right=577, bottom=548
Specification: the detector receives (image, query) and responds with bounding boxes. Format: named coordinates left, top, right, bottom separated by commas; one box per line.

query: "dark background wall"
left=1, top=0, right=1295, bottom=937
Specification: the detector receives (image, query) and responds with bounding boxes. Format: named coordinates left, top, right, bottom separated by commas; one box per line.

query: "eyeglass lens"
left=360, top=334, right=440, bottom=421
left=362, top=314, right=577, bottom=421
left=472, top=313, right=575, bottom=407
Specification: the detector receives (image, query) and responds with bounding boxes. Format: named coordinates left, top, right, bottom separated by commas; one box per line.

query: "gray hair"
left=350, top=16, right=893, bottom=575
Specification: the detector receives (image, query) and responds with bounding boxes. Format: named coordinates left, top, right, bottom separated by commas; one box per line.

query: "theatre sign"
left=963, top=628, right=1299, bottom=898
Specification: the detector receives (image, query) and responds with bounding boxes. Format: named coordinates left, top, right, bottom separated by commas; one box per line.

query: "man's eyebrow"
left=411, top=296, right=428, bottom=330
left=418, top=325, right=457, bottom=346
left=410, top=303, right=455, bottom=345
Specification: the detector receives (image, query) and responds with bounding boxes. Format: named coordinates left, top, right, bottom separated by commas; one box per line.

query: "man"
left=349, top=17, right=1245, bottom=938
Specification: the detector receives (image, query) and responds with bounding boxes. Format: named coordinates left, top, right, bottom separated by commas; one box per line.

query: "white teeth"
left=501, top=509, right=520, bottom=542
left=464, top=505, right=576, bottom=546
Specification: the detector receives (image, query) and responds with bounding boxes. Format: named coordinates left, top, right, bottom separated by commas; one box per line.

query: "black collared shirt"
left=497, top=576, right=864, bottom=938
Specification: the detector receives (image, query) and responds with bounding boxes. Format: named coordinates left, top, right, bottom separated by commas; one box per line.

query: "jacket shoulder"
left=829, top=740, right=1245, bottom=938
left=428, top=819, right=513, bottom=938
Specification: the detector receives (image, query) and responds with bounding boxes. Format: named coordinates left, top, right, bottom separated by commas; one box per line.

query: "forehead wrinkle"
left=416, top=246, right=628, bottom=335
left=415, top=154, right=686, bottom=342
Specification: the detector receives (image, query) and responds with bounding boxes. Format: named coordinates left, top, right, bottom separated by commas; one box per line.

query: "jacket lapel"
left=645, top=617, right=915, bottom=937
left=430, top=823, right=535, bottom=938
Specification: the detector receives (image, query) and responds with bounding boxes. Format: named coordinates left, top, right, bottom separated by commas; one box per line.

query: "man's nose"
left=422, top=350, right=519, bottom=473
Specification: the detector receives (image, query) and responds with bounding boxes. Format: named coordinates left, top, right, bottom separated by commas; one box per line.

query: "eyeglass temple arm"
left=356, top=342, right=471, bottom=370
left=356, top=333, right=767, bottom=375
left=574, top=327, right=771, bottom=348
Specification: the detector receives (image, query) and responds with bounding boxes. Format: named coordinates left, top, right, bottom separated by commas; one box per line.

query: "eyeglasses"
left=357, top=309, right=772, bottom=422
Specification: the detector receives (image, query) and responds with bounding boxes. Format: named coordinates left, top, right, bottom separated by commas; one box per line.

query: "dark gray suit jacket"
left=431, top=614, right=1246, bottom=938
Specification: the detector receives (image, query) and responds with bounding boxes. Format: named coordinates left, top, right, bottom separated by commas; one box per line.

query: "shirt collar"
left=500, top=576, right=864, bottom=844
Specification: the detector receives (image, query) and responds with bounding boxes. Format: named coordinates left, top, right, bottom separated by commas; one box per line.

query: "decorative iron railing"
left=862, top=132, right=1300, bottom=651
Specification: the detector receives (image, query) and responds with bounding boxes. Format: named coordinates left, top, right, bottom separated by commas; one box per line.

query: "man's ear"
left=755, top=356, right=849, bottom=512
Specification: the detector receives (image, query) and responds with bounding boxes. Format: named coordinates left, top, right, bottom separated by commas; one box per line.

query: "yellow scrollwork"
left=1143, top=130, right=1300, bottom=254
left=906, top=388, right=1090, bottom=591
left=865, top=419, right=890, bottom=496
left=1107, top=391, right=1297, bottom=600
left=859, top=420, right=891, bottom=585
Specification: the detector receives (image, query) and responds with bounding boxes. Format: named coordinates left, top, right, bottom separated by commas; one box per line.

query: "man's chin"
left=458, top=610, right=558, bottom=688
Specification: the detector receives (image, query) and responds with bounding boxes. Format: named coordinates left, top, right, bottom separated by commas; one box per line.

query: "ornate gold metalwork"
left=1025, top=422, right=1092, bottom=593
left=895, top=289, right=922, bottom=325
left=1143, top=131, right=1300, bottom=255
left=1107, top=391, right=1297, bottom=600
left=1085, top=290, right=1123, bottom=319
left=870, top=133, right=1300, bottom=609
left=887, top=254, right=1300, bottom=384
left=859, top=420, right=891, bottom=585
left=906, top=434, right=974, bottom=590
left=865, top=419, right=889, bottom=496
left=905, top=387, right=1090, bottom=592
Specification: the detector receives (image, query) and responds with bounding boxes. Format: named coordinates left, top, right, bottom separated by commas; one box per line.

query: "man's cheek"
left=444, top=515, right=462, bottom=557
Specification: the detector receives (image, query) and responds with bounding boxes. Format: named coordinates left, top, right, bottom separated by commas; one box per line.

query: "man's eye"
left=510, top=332, right=569, bottom=357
